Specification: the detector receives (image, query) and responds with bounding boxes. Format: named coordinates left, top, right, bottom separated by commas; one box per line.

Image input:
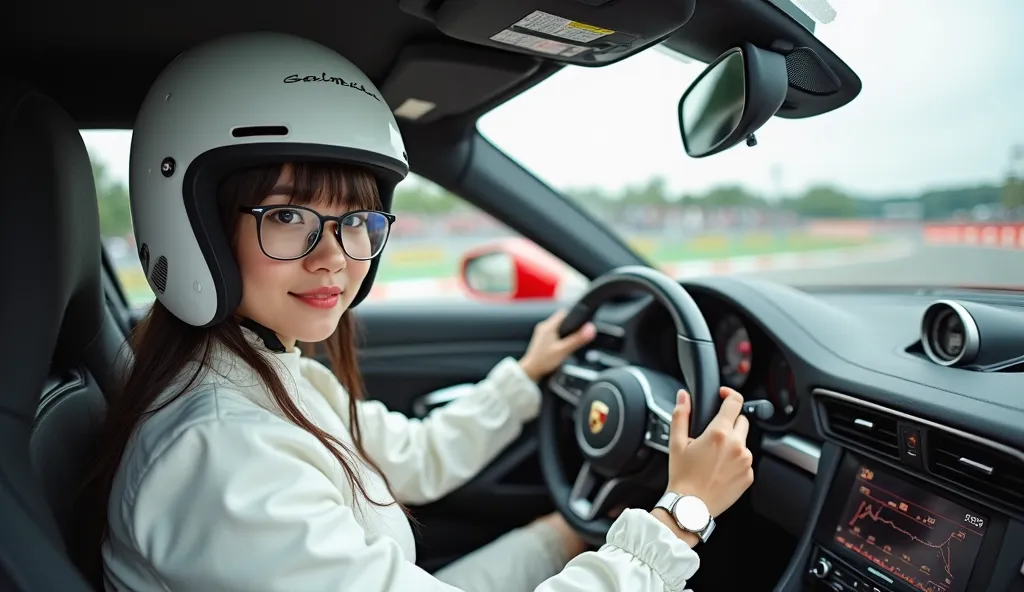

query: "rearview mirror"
left=678, top=43, right=789, bottom=158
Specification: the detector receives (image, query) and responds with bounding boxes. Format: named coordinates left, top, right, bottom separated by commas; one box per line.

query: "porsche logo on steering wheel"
left=588, top=400, right=610, bottom=434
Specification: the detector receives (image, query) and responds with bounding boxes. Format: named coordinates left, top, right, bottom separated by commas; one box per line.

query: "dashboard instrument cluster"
left=635, top=293, right=801, bottom=427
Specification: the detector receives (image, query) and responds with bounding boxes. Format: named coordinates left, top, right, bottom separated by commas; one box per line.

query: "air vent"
left=926, top=431, right=1024, bottom=511
left=231, top=125, right=289, bottom=138
left=820, top=398, right=900, bottom=458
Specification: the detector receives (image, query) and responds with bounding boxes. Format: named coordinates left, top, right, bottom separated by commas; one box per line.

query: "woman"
left=76, top=32, right=756, bottom=592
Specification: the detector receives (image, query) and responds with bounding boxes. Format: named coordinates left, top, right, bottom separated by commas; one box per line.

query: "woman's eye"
left=343, top=214, right=366, bottom=228
left=270, top=209, right=304, bottom=224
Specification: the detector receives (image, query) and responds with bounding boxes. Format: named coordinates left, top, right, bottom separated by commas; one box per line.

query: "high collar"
left=238, top=317, right=288, bottom=353
left=238, top=325, right=304, bottom=381
left=147, top=324, right=307, bottom=417
left=183, top=326, right=306, bottom=416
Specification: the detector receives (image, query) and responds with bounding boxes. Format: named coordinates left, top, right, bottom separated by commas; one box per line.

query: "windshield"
left=477, top=0, right=1024, bottom=289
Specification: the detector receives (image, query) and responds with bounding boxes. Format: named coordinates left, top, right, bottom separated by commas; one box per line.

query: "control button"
left=866, top=567, right=894, bottom=585
left=902, top=426, right=920, bottom=449
left=810, top=557, right=832, bottom=579
left=901, top=426, right=923, bottom=467
left=644, top=415, right=671, bottom=452
left=551, top=368, right=596, bottom=403
left=831, top=566, right=859, bottom=590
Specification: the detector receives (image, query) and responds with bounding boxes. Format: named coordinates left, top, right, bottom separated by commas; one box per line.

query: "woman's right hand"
left=652, top=387, right=755, bottom=542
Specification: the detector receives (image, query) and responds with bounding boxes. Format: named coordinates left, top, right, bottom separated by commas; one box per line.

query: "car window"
left=478, top=0, right=1024, bottom=290
left=373, top=175, right=575, bottom=303
left=82, top=130, right=574, bottom=309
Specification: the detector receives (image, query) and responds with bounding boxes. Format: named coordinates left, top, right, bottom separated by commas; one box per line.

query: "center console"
left=802, top=452, right=1016, bottom=592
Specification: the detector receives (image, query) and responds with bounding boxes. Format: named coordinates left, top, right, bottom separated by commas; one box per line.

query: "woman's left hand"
left=518, top=309, right=597, bottom=382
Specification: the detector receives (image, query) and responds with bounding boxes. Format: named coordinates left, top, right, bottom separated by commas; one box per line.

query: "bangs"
left=286, top=162, right=381, bottom=211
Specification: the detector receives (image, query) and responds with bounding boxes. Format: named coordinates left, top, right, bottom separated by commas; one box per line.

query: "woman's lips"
left=289, top=287, right=341, bottom=309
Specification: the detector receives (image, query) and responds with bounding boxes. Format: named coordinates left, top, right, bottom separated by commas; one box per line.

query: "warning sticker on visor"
left=512, top=11, right=615, bottom=43
left=490, top=29, right=589, bottom=57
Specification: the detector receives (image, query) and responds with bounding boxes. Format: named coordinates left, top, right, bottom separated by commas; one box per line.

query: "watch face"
left=673, top=495, right=711, bottom=532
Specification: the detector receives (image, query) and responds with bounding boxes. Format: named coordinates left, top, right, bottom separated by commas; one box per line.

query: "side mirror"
left=458, top=238, right=565, bottom=301
left=678, top=43, right=789, bottom=158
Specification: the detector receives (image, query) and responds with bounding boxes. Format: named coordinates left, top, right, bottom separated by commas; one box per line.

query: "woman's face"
left=235, top=165, right=372, bottom=349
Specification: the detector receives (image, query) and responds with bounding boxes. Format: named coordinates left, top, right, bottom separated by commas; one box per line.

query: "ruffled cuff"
left=602, top=509, right=701, bottom=590
left=485, top=357, right=542, bottom=423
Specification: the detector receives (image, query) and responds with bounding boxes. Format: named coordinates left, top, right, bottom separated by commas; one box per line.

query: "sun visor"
left=381, top=44, right=541, bottom=124
left=399, top=0, right=697, bottom=66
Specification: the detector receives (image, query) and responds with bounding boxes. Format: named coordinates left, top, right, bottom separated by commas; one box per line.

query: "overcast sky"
left=84, top=0, right=1024, bottom=201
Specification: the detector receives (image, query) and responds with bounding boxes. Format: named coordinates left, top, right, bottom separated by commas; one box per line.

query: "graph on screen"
left=832, top=466, right=987, bottom=592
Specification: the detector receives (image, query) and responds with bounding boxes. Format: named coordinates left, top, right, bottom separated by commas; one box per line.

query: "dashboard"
left=588, top=274, right=1024, bottom=444
left=581, top=274, right=1024, bottom=591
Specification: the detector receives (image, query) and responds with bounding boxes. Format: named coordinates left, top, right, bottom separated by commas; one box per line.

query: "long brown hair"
left=72, top=162, right=406, bottom=583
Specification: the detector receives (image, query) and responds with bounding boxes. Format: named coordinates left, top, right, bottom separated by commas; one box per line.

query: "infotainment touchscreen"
left=832, top=464, right=988, bottom=592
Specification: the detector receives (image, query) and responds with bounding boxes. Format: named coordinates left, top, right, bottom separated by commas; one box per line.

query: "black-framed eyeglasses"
left=239, top=205, right=396, bottom=261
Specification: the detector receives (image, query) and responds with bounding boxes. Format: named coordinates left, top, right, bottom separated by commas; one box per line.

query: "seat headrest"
left=0, top=83, right=104, bottom=418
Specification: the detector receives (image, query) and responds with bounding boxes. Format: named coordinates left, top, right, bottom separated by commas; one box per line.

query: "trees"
left=393, top=178, right=463, bottom=214
left=93, top=160, right=133, bottom=238
left=89, top=150, right=1012, bottom=230
left=785, top=186, right=858, bottom=218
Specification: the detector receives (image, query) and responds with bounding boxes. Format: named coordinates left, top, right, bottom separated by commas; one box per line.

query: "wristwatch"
left=654, top=491, right=716, bottom=544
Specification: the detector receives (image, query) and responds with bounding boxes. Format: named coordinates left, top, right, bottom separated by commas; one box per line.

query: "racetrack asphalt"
left=743, top=245, right=1024, bottom=288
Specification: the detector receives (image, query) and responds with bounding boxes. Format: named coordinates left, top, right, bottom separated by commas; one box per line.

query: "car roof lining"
left=7, top=0, right=859, bottom=131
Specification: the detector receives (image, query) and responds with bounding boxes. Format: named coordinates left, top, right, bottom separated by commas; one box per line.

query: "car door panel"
left=336, top=301, right=562, bottom=571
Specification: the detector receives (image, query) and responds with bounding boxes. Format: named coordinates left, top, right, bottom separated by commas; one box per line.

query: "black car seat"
left=0, top=84, right=127, bottom=591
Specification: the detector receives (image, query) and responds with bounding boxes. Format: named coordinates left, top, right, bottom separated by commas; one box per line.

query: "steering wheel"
left=537, top=265, right=721, bottom=545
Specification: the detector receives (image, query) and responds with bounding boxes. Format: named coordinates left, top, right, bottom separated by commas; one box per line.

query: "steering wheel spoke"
left=567, top=462, right=628, bottom=521
left=548, top=363, right=598, bottom=406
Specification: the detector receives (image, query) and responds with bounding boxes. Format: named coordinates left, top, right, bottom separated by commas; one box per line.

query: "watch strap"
left=655, top=491, right=680, bottom=513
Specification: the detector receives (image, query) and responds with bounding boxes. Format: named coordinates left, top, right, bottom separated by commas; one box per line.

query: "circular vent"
left=920, top=300, right=979, bottom=366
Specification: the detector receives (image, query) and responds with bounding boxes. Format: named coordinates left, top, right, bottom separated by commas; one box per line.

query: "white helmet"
left=129, top=32, right=409, bottom=327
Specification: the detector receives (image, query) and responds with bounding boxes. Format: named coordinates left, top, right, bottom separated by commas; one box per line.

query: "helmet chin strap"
left=238, top=317, right=287, bottom=353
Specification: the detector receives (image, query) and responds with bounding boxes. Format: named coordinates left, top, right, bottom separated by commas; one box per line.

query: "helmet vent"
left=231, top=125, right=289, bottom=138
left=139, top=243, right=150, bottom=275
left=151, top=255, right=169, bottom=294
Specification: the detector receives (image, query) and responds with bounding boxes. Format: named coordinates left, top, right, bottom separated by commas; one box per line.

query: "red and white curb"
left=367, top=240, right=916, bottom=302
left=924, top=223, right=1024, bottom=249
